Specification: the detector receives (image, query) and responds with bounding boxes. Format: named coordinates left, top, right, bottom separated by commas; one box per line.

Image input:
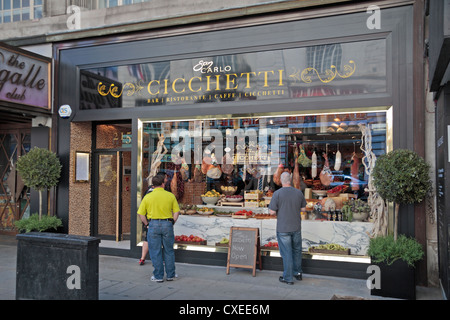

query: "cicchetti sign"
left=0, top=43, right=51, bottom=110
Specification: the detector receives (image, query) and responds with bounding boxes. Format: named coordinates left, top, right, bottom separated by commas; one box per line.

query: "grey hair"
left=280, top=171, right=291, bottom=185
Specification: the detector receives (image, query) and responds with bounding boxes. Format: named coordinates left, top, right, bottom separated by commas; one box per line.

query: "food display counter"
left=174, top=205, right=373, bottom=256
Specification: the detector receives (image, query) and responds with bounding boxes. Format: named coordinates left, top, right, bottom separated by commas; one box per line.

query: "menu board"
left=226, top=227, right=261, bottom=276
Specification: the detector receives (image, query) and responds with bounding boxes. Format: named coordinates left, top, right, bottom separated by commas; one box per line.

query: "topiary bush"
left=372, top=149, right=431, bottom=240
left=16, top=147, right=62, bottom=220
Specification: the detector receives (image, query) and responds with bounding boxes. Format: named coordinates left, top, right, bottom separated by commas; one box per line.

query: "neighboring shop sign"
left=0, top=42, right=51, bottom=110
left=83, top=38, right=387, bottom=109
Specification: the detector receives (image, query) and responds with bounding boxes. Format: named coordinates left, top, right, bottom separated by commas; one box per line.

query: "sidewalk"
left=0, top=235, right=444, bottom=300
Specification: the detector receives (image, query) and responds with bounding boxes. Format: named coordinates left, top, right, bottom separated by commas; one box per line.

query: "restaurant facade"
left=0, top=42, right=53, bottom=234
left=52, top=1, right=432, bottom=282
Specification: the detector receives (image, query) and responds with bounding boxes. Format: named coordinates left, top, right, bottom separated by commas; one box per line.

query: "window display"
left=141, top=110, right=387, bottom=221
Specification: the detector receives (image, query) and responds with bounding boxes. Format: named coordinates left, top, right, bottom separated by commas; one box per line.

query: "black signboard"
left=226, top=227, right=261, bottom=276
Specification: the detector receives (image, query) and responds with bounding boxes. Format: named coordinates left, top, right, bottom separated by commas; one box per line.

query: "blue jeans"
left=147, top=220, right=176, bottom=280
left=277, top=230, right=303, bottom=282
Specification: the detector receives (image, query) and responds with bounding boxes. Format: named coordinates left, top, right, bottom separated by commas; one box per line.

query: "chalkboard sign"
left=226, top=227, right=261, bottom=276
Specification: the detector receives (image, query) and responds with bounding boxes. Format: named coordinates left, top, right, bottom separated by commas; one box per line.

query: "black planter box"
left=370, top=259, right=416, bottom=300
left=16, top=232, right=101, bottom=300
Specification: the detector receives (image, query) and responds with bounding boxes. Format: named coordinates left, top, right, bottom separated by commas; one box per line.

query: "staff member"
left=138, top=174, right=180, bottom=282
left=268, top=172, right=306, bottom=285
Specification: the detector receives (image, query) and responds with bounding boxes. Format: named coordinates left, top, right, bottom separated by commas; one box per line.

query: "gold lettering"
left=240, top=72, right=256, bottom=89
left=278, top=69, right=284, bottom=86
left=225, top=73, right=238, bottom=90
left=172, top=78, right=186, bottom=93
left=147, top=80, right=160, bottom=95
left=110, top=84, right=123, bottom=98
left=97, top=82, right=109, bottom=96
left=257, top=70, right=274, bottom=87
left=163, top=79, right=169, bottom=95
left=205, top=75, right=221, bottom=91
left=188, top=76, right=202, bottom=92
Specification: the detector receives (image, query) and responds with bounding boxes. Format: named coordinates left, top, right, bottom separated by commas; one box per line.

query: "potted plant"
left=341, top=198, right=370, bottom=221
left=14, top=213, right=62, bottom=233
left=369, top=149, right=431, bottom=299
left=368, top=235, right=424, bottom=299
left=16, top=147, right=62, bottom=225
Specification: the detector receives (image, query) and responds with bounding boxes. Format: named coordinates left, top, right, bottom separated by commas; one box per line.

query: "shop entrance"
left=93, top=150, right=132, bottom=247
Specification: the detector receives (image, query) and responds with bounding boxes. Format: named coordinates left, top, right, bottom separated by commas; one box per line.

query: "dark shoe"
left=279, top=276, right=294, bottom=285
left=139, top=259, right=145, bottom=265
left=294, top=273, right=302, bottom=281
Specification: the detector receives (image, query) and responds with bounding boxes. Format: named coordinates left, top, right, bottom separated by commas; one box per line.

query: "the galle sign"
left=0, top=43, right=51, bottom=110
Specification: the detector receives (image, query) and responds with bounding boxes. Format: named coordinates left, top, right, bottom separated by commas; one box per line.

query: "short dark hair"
left=152, top=174, right=165, bottom=187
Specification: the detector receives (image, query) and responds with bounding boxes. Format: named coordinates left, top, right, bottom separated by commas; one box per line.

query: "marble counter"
left=174, top=211, right=373, bottom=256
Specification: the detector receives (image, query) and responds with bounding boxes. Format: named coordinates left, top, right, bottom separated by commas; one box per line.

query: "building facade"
left=0, top=0, right=444, bottom=296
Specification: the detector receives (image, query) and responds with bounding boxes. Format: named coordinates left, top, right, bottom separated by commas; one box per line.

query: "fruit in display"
left=201, top=189, right=221, bottom=197
left=233, top=209, right=253, bottom=217
left=310, top=243, right=348, bottom=251
left=263, top=241, right=278, bottom=248
left=219, top=237, right=229, bottom=244
left=175, top=234, right=205, bottom=243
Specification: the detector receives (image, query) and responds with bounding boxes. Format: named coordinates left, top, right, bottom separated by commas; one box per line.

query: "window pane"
left=4, top=0, right=11, bottom=10
left=13, top=8, right=20, bottom=21
left=13, top=0, right=20, bottom=9
left=109, top=0, right=118, bottom=8
left=123, top=0, right=132, bottom=5
left=33, top=6, right=42, bottom=19
left=4, top=11, right=11, bottom=22
left=22, top=0, right=30, bottom=7
left=34, top=0, right=42, bottom=5
left=22, top=6, right=29, bottom=20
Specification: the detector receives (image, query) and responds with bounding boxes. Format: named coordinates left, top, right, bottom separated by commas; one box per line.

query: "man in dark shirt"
left=269, top=172, right=307, bottom=285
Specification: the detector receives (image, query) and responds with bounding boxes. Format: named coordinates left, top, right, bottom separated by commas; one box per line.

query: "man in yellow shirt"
left=138, top=174, right=180, bottom=282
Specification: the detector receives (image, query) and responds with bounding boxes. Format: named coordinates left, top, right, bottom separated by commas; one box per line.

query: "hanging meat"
left=193, top=164, right=203, bottom=183
left=273, top=163, right=284, bottom=186
left=334, top=147, right=342, bottom=171
left=171, top=170, right=178, bottom=198
left=311, top=151, right=317, bottom=178
left=351, top=152, right=360, bottom=191
left=319, top=152, right=333, bottom=186
left=222, top=153, right=234, bottom=175
left=201, top=156, right=212, bottom=174
left=293, top=145, right=301, bottom=189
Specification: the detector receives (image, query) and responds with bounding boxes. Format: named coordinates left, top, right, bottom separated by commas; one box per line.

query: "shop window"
left=140, top=111, right=388, bottom=207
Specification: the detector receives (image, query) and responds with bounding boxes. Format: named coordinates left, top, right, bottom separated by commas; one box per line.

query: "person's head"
left=152, top=174, right=165, bottom=187
left=156, top=171, right=168, bottom=183
left=280, top=171, right=291, bottom=186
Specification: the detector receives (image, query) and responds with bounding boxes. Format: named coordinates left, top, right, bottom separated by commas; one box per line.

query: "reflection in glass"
left=82, top=39, right=386, bottom=109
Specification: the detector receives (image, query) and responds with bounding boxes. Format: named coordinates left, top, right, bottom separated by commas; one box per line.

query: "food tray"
left=232, top=214, right=249, bottom=219
left=308, top=248, right=350, bottom=255
left=244, top=191, right=263, bottom=200
left=219, top=202, right=244, bottom=207
left=327, top=192, right=341, bottom=197
left=197, top=210, right=214, bottom=215
left=254, top=214, right=275, bottom=219
left=226, top=197, right=243, bottom=202
left=215, top=242, right=229, bottom=247
left=244, top=201, right=259, bottom=208
left=175, top=240, right=207, bottom=245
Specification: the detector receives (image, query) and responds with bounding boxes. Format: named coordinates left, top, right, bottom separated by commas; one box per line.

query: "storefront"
left=55, top=4, right=421, bottom=278
left=0, top=42, right=52, bottom=234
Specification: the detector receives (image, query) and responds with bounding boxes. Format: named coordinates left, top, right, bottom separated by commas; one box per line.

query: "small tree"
left=16, top=147, right=62, bottom=220
left=372, top=149, right=431, bottom=240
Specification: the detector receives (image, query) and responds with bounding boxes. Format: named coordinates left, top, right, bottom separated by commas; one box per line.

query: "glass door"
left=94, top=151, right=131, bottom=244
